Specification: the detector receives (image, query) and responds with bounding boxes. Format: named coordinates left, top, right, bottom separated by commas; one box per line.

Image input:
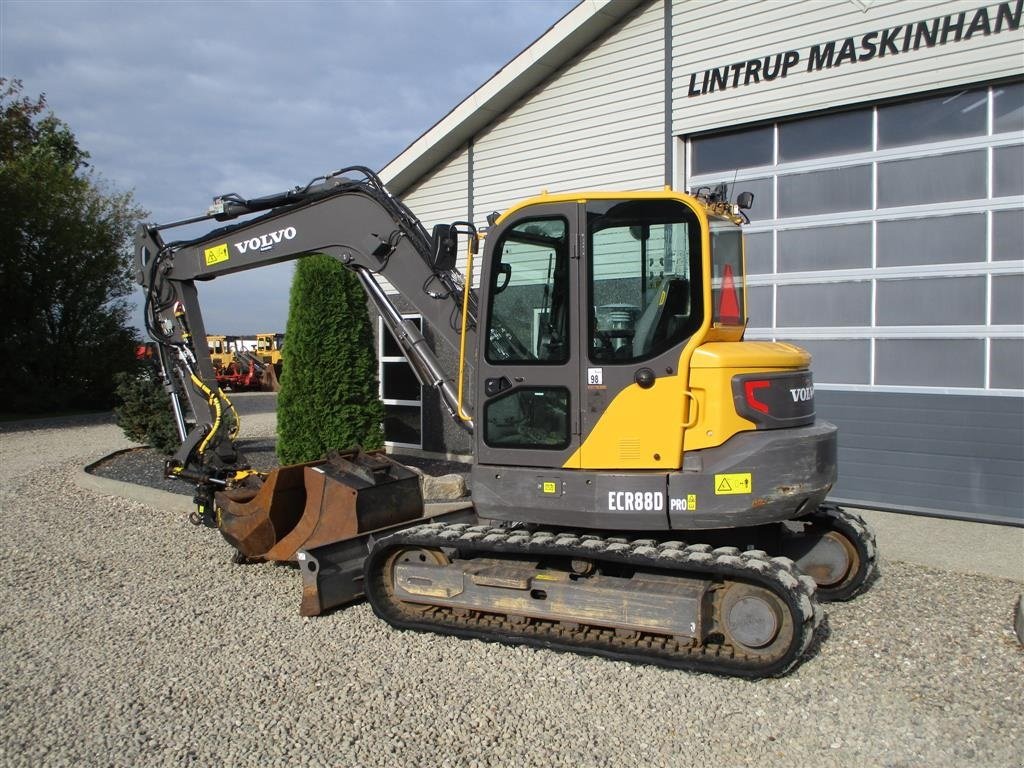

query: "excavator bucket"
left=215, top=449, right=424, bottom=562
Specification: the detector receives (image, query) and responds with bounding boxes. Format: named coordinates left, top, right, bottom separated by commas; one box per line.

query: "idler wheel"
left=383, top=546, right=450, bottom=615
left=785, top=506, right=876, bottom=602
left=795, top=531, right=857, bottom=589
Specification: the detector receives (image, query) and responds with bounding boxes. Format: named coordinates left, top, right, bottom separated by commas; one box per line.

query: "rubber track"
left=365, top=522, right=824, bottom=679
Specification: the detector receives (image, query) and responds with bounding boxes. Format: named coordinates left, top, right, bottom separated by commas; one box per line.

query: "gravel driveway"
left=1, top=414, right=1021, bottom=767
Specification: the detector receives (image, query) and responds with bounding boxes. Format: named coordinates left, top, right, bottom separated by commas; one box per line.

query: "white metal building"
left=376, top=0, right=1024, bottom=525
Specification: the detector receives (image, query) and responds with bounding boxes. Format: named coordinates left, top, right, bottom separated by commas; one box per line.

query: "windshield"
left=709, top=220, right=746, bottom=327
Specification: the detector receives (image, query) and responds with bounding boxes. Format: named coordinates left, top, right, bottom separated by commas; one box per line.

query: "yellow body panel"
left=685, top=342, right=812, bottom=452
left=566, top=376, right=688, bottom=470
left=567, top=339, right=813, bottom=466
left=690, top=341, right=811, bottom=369
left=683, top=366, right=759, bottom=452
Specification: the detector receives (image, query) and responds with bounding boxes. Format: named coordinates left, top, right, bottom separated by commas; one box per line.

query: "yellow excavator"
left=135, top=166, right=875, bottom=678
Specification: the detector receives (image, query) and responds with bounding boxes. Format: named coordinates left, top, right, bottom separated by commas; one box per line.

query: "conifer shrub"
left=113, top=366, right=179, bottom=454
left=276, top=254, right=385, bottom=464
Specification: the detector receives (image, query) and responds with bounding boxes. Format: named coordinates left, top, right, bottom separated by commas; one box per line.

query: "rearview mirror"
left=430, top=224, right=458, bottom=271
left=736, top=191, right=754, bottom=210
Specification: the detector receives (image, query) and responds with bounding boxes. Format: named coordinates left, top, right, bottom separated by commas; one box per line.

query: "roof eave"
left=379, top=0, right=647, bottom=195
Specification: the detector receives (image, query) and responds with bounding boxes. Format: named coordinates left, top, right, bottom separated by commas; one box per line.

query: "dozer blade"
left=214, top=449, right=425, bottom=562
left=297, top=501, right=476, bottom=617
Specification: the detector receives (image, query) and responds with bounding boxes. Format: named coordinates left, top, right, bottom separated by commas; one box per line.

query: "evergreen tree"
left=0, top=79, right=145, bottom=413
left=276, top=254, right=385, bottom=464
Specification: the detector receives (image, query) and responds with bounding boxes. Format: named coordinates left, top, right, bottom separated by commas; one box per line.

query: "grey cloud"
left=4, top=0, right=577, bottom=334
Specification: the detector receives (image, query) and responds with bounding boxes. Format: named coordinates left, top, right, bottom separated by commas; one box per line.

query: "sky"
left=1, top=0, right=578, bottom=335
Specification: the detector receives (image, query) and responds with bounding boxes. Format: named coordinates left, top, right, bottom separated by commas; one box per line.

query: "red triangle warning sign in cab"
left=717, top=264, right=741, bottom=325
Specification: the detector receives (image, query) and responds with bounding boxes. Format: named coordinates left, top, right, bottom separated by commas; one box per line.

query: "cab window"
left=588, top=200, right=702, bottom=363
left=485, top=217, right=570, bottom=364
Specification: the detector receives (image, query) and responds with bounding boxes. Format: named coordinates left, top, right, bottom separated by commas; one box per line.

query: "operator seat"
left=632, top=278, right=690, bottom=357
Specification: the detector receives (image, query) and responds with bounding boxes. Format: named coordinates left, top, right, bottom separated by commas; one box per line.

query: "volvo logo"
left=790, top=385, right=814, bottom=403
left=234, top=226, right=297, bottom=254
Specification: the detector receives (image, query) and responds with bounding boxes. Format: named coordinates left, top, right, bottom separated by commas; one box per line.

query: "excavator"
left=135, top=166, right=876, bottom=678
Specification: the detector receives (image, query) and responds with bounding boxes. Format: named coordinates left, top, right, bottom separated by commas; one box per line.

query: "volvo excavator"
left=135, top=166, right=876, bottom=678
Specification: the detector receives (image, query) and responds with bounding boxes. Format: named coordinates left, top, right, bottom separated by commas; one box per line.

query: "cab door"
left=475, top=202, right=582, bottom=469
left=578, top=198, right=705, bottom=470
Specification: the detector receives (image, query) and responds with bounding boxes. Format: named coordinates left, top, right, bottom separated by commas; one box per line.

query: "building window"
left=691, top=125, right=772, bottom=175
left=877, top=87, right=988, bottom=148
left=686, top=80, right=1024, bottom=393
left=993, top=82, right=1024, bottom=133
left=378, top=315, right=423, bottom=448
left=778, top=108, right=872, bottom=162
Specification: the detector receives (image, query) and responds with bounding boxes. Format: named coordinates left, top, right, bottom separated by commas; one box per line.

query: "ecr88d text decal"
left=607, top=491, right=700, bottom=512
left=607, top=491, right=664, bottom=512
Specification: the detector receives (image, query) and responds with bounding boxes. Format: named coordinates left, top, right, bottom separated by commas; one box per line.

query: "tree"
left=276, top=254, right=385, bottom=464
left=0, top=79, right=146, bottom=413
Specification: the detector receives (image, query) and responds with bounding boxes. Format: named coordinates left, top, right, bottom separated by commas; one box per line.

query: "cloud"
left=3, top=0, right=577, bottom=334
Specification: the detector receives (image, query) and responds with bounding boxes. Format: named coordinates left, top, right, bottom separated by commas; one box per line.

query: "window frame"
left=378, top=314, right=423, bottom=449
left=484, top=215, right=572, bottom=366
left=585, top=199, right=705, bottom=365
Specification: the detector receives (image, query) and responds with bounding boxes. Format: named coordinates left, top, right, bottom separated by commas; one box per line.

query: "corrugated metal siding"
left=473, top=0, right=667, bottom=218
left=820, top=390, right=1024, bottom=526
left=672, top=0, right=1024, bottom=134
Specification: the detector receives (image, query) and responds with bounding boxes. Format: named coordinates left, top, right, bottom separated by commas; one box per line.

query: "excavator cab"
left=468, top=191, right=835, bottom=534
left=474, top=195, right=704, bottom=474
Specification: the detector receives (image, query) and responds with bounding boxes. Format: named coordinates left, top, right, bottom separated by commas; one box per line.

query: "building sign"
left=687, top=0, right=1022, bottom=97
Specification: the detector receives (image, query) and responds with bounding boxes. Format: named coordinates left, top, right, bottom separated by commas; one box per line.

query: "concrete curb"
left=76, top=451, right=195, bottom=515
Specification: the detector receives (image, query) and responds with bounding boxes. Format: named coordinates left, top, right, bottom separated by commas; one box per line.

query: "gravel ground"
left=1, top=415, right=1022, bottom=767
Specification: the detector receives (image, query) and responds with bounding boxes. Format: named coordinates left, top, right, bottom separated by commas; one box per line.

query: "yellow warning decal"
left=204, top=243, right=230, bottom=266
left=541, top=481, right=557, bottom=494
left=714, top=473, right=752, bottom=495
left=687, top=493, right=697, bottom=510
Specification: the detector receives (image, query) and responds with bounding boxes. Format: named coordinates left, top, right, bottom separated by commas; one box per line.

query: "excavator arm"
left=135, top=166, right=477, bottom=510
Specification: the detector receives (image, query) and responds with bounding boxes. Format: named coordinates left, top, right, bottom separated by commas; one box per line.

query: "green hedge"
left=276, top=255, right=384, bottom=464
